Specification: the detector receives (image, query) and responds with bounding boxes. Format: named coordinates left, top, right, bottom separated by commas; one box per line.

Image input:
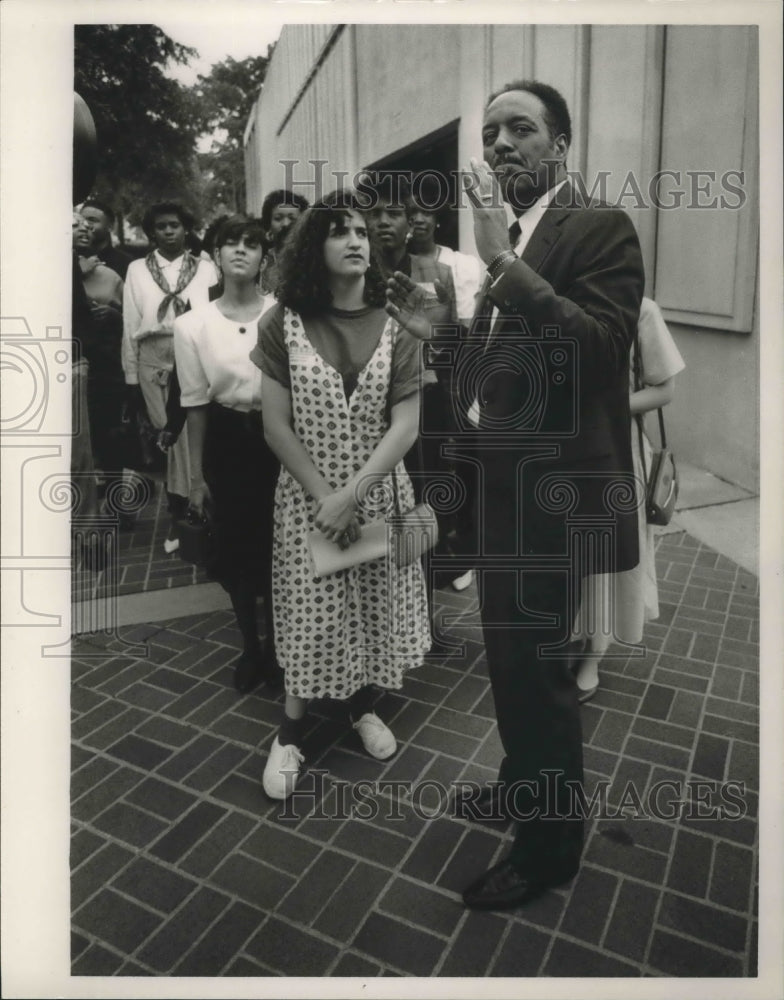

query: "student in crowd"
left=73, top=212, right=123, bottom=309
left=572, top=298, right=685, bottom=701
left=80, top=199, right=134, bottom=280
left=173, top=215, right=281, bottom=694
left=73, top=212, right=127, bottom=522
left=364, top=173, right=469, bottom=594
left=406, top=175, right=484, bottom=593
left=258, top=189, right=309, bottom=294
left=407, top=175, right=483, bottom=324
left=71, top=244, right=99, bottom=545
left=122, top=201, right=217, bottom=552
left=251, top=190, right=430, bottom=800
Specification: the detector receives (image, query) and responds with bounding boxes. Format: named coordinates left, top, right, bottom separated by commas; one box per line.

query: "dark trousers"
left=473, top=444, right=586, bottom=872
left=480, top=565, right=584, bottom=870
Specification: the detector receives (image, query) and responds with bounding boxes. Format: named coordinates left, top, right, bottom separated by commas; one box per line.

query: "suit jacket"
left=470, top=181, right=645, bottom=572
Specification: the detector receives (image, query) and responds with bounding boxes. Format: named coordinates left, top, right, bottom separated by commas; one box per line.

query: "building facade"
left=244, top=24, right=759, bottom=491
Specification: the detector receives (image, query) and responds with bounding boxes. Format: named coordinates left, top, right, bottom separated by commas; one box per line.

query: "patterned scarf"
left=145, top=251, right=199, bottom=323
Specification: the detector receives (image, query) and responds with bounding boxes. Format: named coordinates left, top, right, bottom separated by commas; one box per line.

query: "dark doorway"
left=365, top=120, right=460, bottom=251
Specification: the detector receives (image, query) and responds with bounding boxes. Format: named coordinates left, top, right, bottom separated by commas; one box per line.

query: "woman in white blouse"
left=122, top=202, right=217, bottom=549
left=173, top=216, right=281, bottom=694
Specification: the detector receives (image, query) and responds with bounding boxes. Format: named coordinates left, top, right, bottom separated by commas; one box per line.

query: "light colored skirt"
left=137, top=334, right=190, bottom=499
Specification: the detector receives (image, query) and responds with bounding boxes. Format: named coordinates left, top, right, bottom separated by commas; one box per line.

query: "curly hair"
left=141, top=201, right=196, bottom=241
left=276, top=190, right=387, bottom=318
left=260, top=188, right=310, bottom=230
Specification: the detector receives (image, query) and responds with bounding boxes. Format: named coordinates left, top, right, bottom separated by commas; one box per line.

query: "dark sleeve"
left=164, top=367, right=187, bottom=437
left=389, top=327, right=424, bottom=406
left=488, top=208, right=644, bottom=387
left=249, top=303, right=290, bottom=388
left=72, top=252, right=96, bottom=363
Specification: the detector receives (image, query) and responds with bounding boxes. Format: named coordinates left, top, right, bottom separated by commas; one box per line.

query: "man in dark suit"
left=386, top=80, right=645, bottom=910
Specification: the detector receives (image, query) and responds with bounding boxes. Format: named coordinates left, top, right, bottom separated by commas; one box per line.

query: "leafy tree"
left=74, top=24, right=203, bottom=237
left=191, top=52, right=274, bottom=217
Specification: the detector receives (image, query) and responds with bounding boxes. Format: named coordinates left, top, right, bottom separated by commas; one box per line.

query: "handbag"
left=633, top=332, right=679, bottom=526
left=308, top=476, right=439, bottom=578
left=308, top=322, right=439, bottom=576
left=175, top=508, right=215, bottom=568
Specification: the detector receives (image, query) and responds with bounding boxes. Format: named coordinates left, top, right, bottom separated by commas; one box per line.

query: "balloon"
left=73, top=92, right=97, bottom=203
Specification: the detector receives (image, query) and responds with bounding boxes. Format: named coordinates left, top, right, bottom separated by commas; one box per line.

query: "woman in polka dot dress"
left=252, top=191, right=431, bottom=799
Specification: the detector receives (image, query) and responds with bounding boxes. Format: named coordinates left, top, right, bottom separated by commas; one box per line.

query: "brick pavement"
left=71, top=530, right=758, bottom=977
left=73, top=483, right=209, bottom=604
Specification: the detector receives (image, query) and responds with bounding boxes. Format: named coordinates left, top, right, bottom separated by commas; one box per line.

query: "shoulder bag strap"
left=633, top=327, right=649, bottom=488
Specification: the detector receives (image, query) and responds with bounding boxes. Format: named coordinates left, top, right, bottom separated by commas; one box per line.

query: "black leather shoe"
left=462, top=857, right=578, bottom=911
left=452, top=783, right=511, bottom=824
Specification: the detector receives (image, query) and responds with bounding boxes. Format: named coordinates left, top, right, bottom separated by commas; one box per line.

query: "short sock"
left=278, top=713, right=307, bottom=747
left=348, top=685, right=377, bottom=722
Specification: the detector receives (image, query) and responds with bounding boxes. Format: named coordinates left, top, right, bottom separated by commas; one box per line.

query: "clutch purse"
left=308, top=502, right=439, bottom=578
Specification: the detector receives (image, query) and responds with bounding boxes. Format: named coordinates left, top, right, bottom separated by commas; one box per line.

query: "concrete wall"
left=665, top=314, right=759, bottom=491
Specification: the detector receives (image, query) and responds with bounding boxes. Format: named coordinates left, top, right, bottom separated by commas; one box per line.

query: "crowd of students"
left=71, top=173, right=683, bottom=804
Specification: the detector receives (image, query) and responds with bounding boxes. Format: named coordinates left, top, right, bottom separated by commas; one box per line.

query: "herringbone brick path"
left=71, top=530, right=758, bottom=977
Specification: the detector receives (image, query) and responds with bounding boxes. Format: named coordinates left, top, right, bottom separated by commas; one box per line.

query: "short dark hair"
left=213, top=215, right=266, bottom=252
left=407, top=173, right=446, bottom=217
left=141, top=201, right=195, bottom=240
left=201, top=214, right=230, bottom=257
left=276, top=190, right=386, bottom=317
left=81, top=198, right=115, bottom=226
left=485, top=80, right=572, bottom=147
left=260, top=189, right=310, bottom=230
left=357, top=171, right=412, bottom=210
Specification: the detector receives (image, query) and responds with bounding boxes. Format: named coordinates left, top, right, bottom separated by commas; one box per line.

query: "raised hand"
left=463, top=158, right=512, bottom=265
left=385, top=271, right=451, bottom=341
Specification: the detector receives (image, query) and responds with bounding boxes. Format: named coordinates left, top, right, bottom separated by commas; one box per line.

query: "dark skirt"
left=203, top=402, right=279, bottom=592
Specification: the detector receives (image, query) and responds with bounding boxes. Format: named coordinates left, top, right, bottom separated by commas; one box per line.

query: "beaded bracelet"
left=487, top=249, right=517, bottom=281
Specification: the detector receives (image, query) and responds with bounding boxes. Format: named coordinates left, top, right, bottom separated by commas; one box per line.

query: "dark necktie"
left=508, top=219, right=521, bottom=247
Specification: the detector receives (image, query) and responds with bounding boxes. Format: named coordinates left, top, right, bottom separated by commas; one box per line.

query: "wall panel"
left=488, top=25, right=528, bottom=92
left=586, top=25, right=663, bottom=291
left=654, top=26, right=757, bottom=331
left=355, top=25, right=461, bottom=167
left=533, top=25, right=590, bottom=176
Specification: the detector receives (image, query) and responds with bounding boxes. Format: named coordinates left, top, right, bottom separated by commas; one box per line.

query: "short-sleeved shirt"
left=250, top=302, right=423, bottom=406
left=174, top=299, right=275, bottom=412
left=632, top=297, right=685, bottom=389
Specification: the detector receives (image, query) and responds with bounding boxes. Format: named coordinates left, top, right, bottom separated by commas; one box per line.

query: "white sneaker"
left=352, top=712, right=397, bottom=760
left=451, top=569, right=474, bottom=592
left=262, top=737, right=304, bottom=800
left=163, top=537, right=180, bottom=554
